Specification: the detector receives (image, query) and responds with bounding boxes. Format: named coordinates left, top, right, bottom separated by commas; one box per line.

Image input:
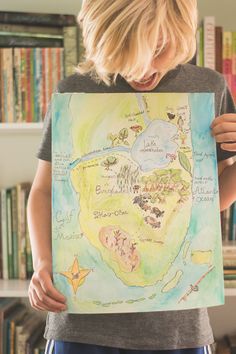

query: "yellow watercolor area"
left=191, top=251, right=213, bottom=265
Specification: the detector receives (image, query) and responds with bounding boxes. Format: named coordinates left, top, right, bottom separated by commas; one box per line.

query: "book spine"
left=1, top=189, right=8, bottom=279
left=45, top=48, right=50, bottom=113
left=204, top=16, right=216, bottom=70
left=48, top=48, right=53, bottom=99
left=41, top=48, right=46, bottom=119
left=38, top=48, right=43, bottom=122
left=26, top=48, right=32, bottom=122
left=0, top=12, right=76, bottom=27
left=0, top=49, right=3, bottom=123
left=17, top=184, right=26, bottom=280
left=77, top=26, right=85, bottom=63
left=25, top=188, right=33, bottom=278
left=60, top=48, right=65, bottom=80
left=13, top=48, right=23, bottom=122
left=224, top=207, right=231, bottom=241
left=6, top=189, right=13, bottom=279
left=20, top=48, right=27, bottom=122
left=63, top=26, right=78, bottom=77
left=223, top=259, right=236, bottom=267
left=224, top=279, right=236, bottom=288
left=196, top=25, right=204, bottom=67
left=2, top=49, right=8, bottom=122
left=11, top=187, right=18, bottom=278
left=223, top=31, right=233, bottom=92
left=30, top=48, right=35, bottom=122
left=52, top=48, right=57, bottom=94
left=34, top=48, right=41, bottom=122
left=215, top=26, right=223, bottom=73
left=4, top=48, right=15, bottom=122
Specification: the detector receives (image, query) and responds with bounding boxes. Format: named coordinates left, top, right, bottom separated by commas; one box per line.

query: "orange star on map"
left=60, top=257, right=91, bottom=294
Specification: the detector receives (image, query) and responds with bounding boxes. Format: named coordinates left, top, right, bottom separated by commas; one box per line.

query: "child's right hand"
left=28, top=260, right=67, bottom=313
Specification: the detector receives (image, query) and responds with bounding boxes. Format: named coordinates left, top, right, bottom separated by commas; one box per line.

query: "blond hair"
left=76, top=0, right=198, bottom=86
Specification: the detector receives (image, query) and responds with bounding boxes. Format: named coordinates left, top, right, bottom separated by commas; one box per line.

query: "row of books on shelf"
left=0, top=182, right=33, bottom=280
left=0, top=298, right=46, bottom=354
left=0, top=10, right=84, bottom=123
left=0, top=47, right=64, bottom=123
left=215, top=335, right=236, bottom=354
left=222, top=240, right=236, bottom=288
left=196, top=16, right=236, bottom=102
left=221, top=202, right=236, bottom=241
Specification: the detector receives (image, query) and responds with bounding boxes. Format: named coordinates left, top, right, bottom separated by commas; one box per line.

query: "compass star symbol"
left=60, top=257, right=91, bottom=294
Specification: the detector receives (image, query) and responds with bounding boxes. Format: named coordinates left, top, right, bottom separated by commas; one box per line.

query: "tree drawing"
left=101, top=156, right=118, bottom=170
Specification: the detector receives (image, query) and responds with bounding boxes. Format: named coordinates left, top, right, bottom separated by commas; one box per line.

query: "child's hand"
left=28, top=260, right=67, bottom=313
left=211, top=114, right=236, bottom=151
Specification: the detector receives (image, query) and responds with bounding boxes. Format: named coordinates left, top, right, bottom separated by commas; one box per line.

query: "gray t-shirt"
left=37, top=64, right=236, bottom=350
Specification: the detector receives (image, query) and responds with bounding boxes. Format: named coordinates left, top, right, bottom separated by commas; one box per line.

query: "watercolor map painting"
left=52, top=92, right=224, bottom=314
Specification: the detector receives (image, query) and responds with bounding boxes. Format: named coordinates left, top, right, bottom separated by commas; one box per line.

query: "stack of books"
left=216, top=334, right=236, bottom=354
left=0, top=299, right=46, bottom=354
left=0, top=182, right=33, bottom=280
left=0, top=11, right=84, bottom=123
left=196, top=16, right=236, bottom=102
left=221, top=202, right=236, bottom=241
left=222, top=241, right=236, bottom=288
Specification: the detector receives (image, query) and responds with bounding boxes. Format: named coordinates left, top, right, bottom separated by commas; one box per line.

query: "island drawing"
left=52, top=92, right=224, bottom=313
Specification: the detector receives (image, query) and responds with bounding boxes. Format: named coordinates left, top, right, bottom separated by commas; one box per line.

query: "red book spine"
left=57, top=48, right=61, bottom=83
left=48, top=47, right=53, bottom=100
left=215, top=26, right=223, bottom=73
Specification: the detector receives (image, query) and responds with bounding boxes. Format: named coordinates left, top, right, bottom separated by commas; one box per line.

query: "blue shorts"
left=45, top=339, right=212, bottom=354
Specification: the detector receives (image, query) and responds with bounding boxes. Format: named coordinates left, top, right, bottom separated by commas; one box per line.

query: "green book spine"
left=63, top=26, right=78, bottom=77
left=6, top=189, right=13, bottom=279
left=31, top=49, right=35, bottom=122
left=1, top=189, right=8, bottom=279
left=197, top=25, right=204, bottom=67
left=11, top=187, right=18, bottom=278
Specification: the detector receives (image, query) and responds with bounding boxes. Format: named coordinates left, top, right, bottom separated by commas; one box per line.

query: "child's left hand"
left=211, top=113, right=236, bottom=151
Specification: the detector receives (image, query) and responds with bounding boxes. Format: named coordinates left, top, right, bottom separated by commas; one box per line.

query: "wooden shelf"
left=0, top=279, right=236, bottom=298
left=0, top=122, right=43, bottom=134
left=0, top=279, right=30, bottom=297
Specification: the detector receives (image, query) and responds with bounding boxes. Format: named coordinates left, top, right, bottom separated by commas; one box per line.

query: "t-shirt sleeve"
left=36, top=100, right=52, bottom=162
left=217, top=79, right=236, bottom=162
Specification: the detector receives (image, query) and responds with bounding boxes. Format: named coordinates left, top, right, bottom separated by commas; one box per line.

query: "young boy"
left=27, top=1, right=236, bottom=353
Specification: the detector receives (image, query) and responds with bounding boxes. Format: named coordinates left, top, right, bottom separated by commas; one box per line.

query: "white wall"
left=0, top=0, right=82, bottom=15
left=198, top=0, right=236, bottom=30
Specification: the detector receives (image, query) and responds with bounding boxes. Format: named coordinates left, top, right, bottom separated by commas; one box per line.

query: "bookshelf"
left=0, top=122, right=43, bottom=133
left=0, top=1, right=236, bottom=352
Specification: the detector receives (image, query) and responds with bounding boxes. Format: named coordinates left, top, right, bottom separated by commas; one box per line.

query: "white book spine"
left=204, top=16, right=216, bottom=70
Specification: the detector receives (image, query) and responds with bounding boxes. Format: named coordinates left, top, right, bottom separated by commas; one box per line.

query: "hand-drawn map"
left=52, top=92, right=224, bottom=313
